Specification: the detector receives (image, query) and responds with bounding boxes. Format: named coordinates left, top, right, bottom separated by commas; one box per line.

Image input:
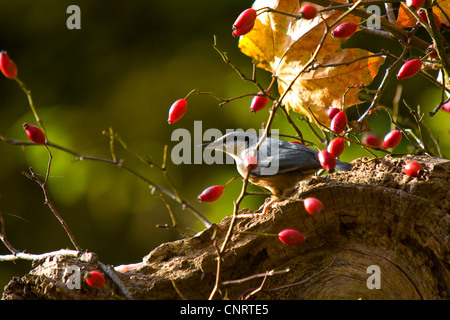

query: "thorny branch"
left=208, top=168, right=253, bottom=300
left=0, top=134, right=212, bottom=229
left=22, top=167, right=82, bottom=251
left=209, top=0, right=369, bottom=300
left=0, top=211, right=19, bottom=255
left=1, top=0, right=449, bottom=301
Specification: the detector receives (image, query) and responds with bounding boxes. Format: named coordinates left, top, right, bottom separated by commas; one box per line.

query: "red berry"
left=300, top=4, right=318, bottom=20
left=250, top=92, right=269, bottom=112
left=406, top=0, right=425, bottom=8
left=441, top=101, right=450, bottom=113
left=362, top=133, right=382, bottom=148
left=327, top=107, right=340, bottom=119
left=417, top=9, right=441, bottom=29
left=23, top=123, right=46, bottom=144
left=233, top=8, right=257, bottom=30
left=404, top=160, right=423, bottom=177
left=426, top=44, right=439, bottom=59
left=382, top=130, right=402, bottom=149
left=397, top=59, right=422, bottom=80
left=233, top=23, right=255, bottom=37
left=318, top=150, right=336, bottom=171
left=0, top=51, right=18, bottom=79
left=331, top=22, right=358, bottom=38
left=167, top=99, right=187, bottom=124
left=330, top=111, right=347, bottom=133
left=198, top=185, right=224, bottom=202
left=327, top=137, right=345, bottom=157
left=85, top=270, right=105, bottom=288
left=278, top=229, right=305, bottom=246
left=243, top=154, right=258, bottom=172
left=303, top=197, right=323, bottom=215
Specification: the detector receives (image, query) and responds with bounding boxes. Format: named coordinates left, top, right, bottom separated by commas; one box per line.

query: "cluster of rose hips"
left=197, top=149, right=323, bottom=247
left=166, top=1, right=450, bottom=123
left=327, top=105, right=404, bottom=152
left=0, top=4, right=438, bottom=247
left=238, top=196, right=324, bottom=246
left=397, top=0, right=445, bottom=79
left=276, top=196, right=324, bottom=245
left=310, top=107, right=348, bottom=172
left=363, top=129, right=403, bottom=149
left=175, top=4, right=435, bottom=231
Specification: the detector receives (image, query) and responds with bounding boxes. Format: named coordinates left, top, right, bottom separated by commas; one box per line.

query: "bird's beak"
left=198, top=139, right=223, bottom=150
left=198, top=142, right=211, bottom=148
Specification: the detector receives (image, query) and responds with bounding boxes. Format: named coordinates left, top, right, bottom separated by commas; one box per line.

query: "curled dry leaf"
left=238, top=0, right=385, bottom=126
left=348, top=117, right=371, bottom=133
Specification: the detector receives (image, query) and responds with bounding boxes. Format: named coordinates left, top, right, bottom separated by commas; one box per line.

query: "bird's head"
left=200, top=131, right=259, bottom=159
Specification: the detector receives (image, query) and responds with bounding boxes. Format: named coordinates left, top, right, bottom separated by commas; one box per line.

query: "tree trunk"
left=2, top=155, right=449, bottom=300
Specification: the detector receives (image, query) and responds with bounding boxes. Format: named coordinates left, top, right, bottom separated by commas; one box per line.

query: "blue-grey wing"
left=252, top=139, right=321, bottom=176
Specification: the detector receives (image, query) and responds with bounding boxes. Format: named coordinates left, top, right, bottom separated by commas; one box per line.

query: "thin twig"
left=267, top=259, right=336, bottom=293
left=0, top=249, right=80, bottom=262
left=208, top=169, right=252, bottom=300
left=213, top=36, right=266, bottom=93
left=222, top=268, right=290, bottom=285
left=304, top=52, right=386, bottom=73
left=279, top=105, right=305, bottom=142
left=208, top=239, right=223, bottom=300
left=0, top=211, right=20, bottom=255
left=307, top=0, right=429, bottom=50
left=243, top=273, right=269, bottom=300
left=171, top=279, right=188, bottom=300
left=43, top=144, right=52, bottom=186
left=14, top=77, right=45, bottom=133
left=357, top=48, right=409, bottom=123
left=22, top=167, right=82, bottom=251
left=0, top=135, right=212, bottom=228
left=98, top=261, right=134, bottom=300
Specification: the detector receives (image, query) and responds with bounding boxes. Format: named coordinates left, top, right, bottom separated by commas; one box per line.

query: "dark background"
left=0, top=1, right=449, bottom=294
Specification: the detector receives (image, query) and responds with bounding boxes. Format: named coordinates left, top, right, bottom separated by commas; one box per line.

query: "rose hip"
left=318, top=150, right=336, bottom=171
left=382, top=130, right=402, bottom=149
left=300, top=4, right=318, bottom=20
left=85, top=270, right=105, bottom=288
left=330, top=111, right=347, bottom=133
left=23, top=123, right=46, bottom=144
left=250, top=92, right=270, bottom=112
left=167, top=99, right=187, bottom=124
left=233, top=8, right=257, bottom=30
left=404, top=160, right=423, bottom=177
left=397, top=59, right=422, bottom=80
left=198, top=185, right=224, bottom=202
left=327, top=137, right=345, bottom=157
left=362, top=133, right=382, bottom=148
left=304, top=197, right=323, bottom=215
left=0, top=51, right=18, bottom=79
left=278, top=229, right=305, bottom=246
left=331, top=22, right=358, bottom=38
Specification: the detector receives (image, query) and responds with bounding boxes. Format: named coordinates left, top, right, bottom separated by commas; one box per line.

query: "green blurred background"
left=0, top=1, right=449, bottom=294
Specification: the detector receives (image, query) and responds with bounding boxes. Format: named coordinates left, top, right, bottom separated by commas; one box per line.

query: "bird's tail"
left=336, top=160, right=352, bottom=171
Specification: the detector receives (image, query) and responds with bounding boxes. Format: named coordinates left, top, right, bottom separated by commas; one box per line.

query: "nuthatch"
left=201, top=132, right=352, bottom=204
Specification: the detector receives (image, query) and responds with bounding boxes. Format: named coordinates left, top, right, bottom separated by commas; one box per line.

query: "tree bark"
left=2, top=155, right=449, bottom=300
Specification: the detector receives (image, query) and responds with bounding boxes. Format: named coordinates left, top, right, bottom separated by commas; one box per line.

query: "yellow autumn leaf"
left=238, top=0, right=385, bottom=126
left=396, top=0, right=449, bottom=29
